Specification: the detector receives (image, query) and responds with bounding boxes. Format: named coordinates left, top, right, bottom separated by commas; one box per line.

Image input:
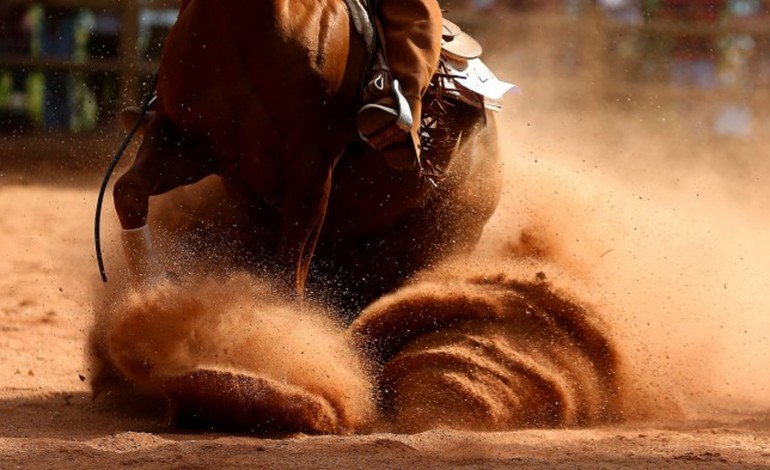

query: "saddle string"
left=94, top=74, right=158, bottom=283
left=418, top=58, right=461, bottom=186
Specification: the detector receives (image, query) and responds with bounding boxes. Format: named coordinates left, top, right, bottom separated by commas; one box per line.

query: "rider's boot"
left=358, top=0, right=443, bottom=170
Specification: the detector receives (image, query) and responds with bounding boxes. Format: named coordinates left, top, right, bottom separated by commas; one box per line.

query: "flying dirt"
left=86, top=169, right=649, bottom=433
left=87, top=96, right=770, bottom=435
left=89, top=248, right=632, bottom=433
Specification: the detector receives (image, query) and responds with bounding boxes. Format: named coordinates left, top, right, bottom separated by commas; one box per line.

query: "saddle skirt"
left=344, top=0, right=518, bottom=113
left=436, top=18, right=519, bottom=112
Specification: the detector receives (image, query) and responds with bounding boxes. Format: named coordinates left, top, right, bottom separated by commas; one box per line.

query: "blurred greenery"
left=1, top=5, right=134, bottom=132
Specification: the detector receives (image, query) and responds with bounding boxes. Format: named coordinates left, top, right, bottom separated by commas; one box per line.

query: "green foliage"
left=70, top=72, right=98, bottom=131
left=26, top=73, right=44, bottom=123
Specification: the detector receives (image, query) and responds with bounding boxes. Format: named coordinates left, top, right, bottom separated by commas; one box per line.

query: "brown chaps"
left=379, top=0, right=443, bottom=130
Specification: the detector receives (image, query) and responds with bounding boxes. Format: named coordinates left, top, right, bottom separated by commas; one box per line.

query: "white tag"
left=453, top=58, right=521, bottom=101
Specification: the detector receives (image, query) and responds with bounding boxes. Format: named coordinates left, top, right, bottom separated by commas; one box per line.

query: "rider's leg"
left=358, top=0, right=443, bottom=168
left=380, top=0, right=443, bottom=127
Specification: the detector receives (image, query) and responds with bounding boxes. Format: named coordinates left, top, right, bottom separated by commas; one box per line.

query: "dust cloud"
left=350, top=261, right=628, bottom=432
left=90, top=273, right=375, bottom=433
left=89, top=16, right=769, bottom=433
left=90, top=89, right=769, bottom=434
left=480, top=60, right=770, bottom=421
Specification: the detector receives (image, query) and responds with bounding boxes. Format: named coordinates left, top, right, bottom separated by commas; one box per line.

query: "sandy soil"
left=2, top=195, right=770, bottom=467
left=3, top=13, right=770, bottom=470
left=2, top=142, right=769, bottom=468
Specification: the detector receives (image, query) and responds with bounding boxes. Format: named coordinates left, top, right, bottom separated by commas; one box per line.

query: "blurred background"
left=443, top=0, right=770, bottom=195
left=0, top=0, right=768, bottom=184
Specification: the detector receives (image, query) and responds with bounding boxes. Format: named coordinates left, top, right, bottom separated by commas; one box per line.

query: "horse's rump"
left=157, top=0, right=360, bottom=150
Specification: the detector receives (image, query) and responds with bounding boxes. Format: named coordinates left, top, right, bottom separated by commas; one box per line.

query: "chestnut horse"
left=112, top=0, right=500, bottom=305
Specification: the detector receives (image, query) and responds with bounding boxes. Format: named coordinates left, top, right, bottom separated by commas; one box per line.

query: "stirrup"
left=358, top=103, right=400, bottom=142
left=357, top=79, right=420, bottom=170
left=357, top=79, right=413, bottom=148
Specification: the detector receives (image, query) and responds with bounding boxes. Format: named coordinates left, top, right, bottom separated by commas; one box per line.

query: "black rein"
left=94, top=76, right=157, bottom=283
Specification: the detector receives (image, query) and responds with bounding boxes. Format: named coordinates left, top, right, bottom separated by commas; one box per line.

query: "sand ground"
left=0, top=187, right=767, bottom=467
left=2, top=135, right=769, bottom=468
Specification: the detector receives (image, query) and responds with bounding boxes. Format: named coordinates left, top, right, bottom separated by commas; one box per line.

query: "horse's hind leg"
left=277, top=146, right=339, bottom=294
left=113, top=116, right=214, bottom=281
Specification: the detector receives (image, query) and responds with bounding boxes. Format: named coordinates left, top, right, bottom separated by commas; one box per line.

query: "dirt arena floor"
left=2, top=14, right=770, bottom=470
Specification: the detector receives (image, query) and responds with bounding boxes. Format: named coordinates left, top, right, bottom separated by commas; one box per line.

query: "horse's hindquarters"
left=158, top=0, right=360, bottom=146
